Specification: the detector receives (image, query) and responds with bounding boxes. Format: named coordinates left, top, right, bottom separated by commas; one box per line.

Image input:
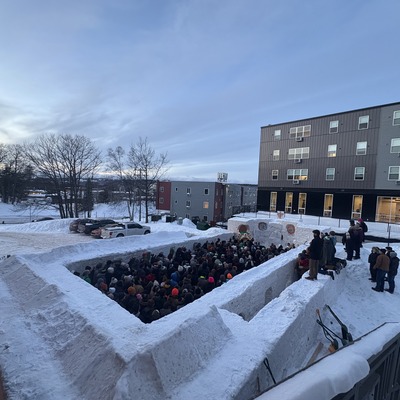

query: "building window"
left=388, top=166, right=400, bottom=180
left=270, top=192, right=277, bottom=211
left=358, top=115, right=369, bottom=130
left=186, top=188, right=191, bottom=195
left=273, top=129, right=281, bottom=140
left=204, top=188, right=209, bottom=195
left=203, top=201, right=209, bottom=209
left=326, top=168, right=335, bottom=181
left=393, top=111, right=400, bottom=126
left=203, top=216, right=208, bottom=222
left=288, top=147, right=310, bottom=159
left=287, top=169, right=308, bottom=180
left=390, top=138, right=400, bottom=153
left=185, top=214, right=190, bottom=219
left=272, top=170, right=278, bottom=180
left=329, top=120, right=339, bottom=134
left=352, top=195, right=363, bottom=220
left=285, top=192, right=293, bottom=213
left=354, top=167, right=365, bottom=180
left=160, top=186, right=164, bottom=192
left=175, top=187, right=178, bottom=192
left=289, top=125, right=311, bottom=139
left=356, top=141, right=367, bottom=155
left=186, top=200, right=191, bottom=208
left=327, top=144, right=337, bottom=157
left=273, top=150, right=280, bottom=160
left=159, top=197, right=164, bottom=204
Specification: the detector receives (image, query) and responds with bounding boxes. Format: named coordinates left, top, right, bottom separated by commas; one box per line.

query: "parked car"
left=91, top=223, right=120, bottom=239
left=100, top=222, right=151, bottom=239
left=79, top=219, right=117, bottom=235
left=69, top=218, right=97, bottom=232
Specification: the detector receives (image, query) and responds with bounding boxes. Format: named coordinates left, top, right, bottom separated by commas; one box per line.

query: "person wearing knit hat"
left=226, top=273, right=233, bottom=280
left=171, top=288, right=179, bottom=297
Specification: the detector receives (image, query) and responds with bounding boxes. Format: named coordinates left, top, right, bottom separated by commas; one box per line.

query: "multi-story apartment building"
left=257, top=102, right=400, bottom=223
left=156, top=180, right=257, bottom=223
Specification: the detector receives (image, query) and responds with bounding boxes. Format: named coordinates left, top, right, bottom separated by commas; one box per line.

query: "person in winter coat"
left=305, top=230, right=323, bottom=281
left=342, top=232, right=354, bottom=261
left=348, top=220, right=363, bottom=259
left=372, top=249, right=390, bottom=292
left=368, top=247, right=380, bottom=282
left=358, top=218, right=368, bottom=241
left=386, top=251, right=399, bottom=294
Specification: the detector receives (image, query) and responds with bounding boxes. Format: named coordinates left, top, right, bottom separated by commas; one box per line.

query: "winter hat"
left=110, top=277, right=118, bottom=285
left=226, top=273, right=233, bottom=279
left=208, top=276, right=215, bottom=284
left=127, top=286, right=136, bottom=295
left=107, top=267, right=114, bottom=274
left=178, top=265, right=184, bottom=272
left=312, top=229, right=320, bottom=235
left=171, top=288, right=179, bottom=297
left=108, top=287, right=116, bottom=294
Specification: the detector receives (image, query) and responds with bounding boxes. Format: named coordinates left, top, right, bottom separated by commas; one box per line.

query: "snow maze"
left=0, top=220, right=397, bottom=399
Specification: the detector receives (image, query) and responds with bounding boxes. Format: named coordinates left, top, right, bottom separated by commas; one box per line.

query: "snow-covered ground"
left=0, top=202, right=399, bottom=399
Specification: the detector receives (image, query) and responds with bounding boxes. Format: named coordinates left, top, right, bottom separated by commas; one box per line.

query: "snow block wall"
left=0, top=222, right=346, bottom=400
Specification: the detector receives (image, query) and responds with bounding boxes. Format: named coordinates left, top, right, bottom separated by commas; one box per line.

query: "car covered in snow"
left=100, top=222, right=151, bottom=239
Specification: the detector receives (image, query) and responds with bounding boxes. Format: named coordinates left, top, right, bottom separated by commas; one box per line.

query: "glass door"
left=270, top=192, right=277, bottom=212
left=298, top=193, right=307, bottom=214
left=351, top=195, right=363, bottom=220
left=323, top=194, right=333, bottom=217
left=285, top=192, right=293, bottom=214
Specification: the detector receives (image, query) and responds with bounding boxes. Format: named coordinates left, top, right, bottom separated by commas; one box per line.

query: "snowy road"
left=0, top=231, right=93, bottom=257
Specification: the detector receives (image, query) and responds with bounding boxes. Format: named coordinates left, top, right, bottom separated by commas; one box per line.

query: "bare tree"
left=23, top=133, right=102, bottom=218
left=0, top=144, right=32, bottom=203
left=106, top=146, right=136, bottom=220
left=128, top=137, right=168, bottom=223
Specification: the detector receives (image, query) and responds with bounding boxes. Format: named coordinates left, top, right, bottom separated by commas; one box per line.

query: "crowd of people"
left=369, top=246, right=399, bottom=293
left=73, top=237, right=296, bottom=323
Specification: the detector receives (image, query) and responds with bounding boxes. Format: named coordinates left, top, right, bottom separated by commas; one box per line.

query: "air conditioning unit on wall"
left=295, top=137, right=303, bottom=142
left=293, top=179, right=300, bottom=184
left=294, top=158, right=302, bottom=163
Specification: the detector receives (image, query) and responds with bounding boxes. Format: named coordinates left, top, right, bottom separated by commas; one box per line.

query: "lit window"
left=356, top=141, right=367, bottom=155
left=273, top=129, right=281, bottom=140
left=358, top=116, right=369, bottom=130
left=270, top=192, right=277, bottom=211
left=393, top=111, right=400, bottom=126
left=327, top=144, right=337, bottom=157
left=388, top=166, right=400, bottom=180
left=288, top=147, right=310, bottom=159
left=287, top=169, right=308, bottom=180
left=326, top=168, right=335, bottom=181
left=390, top=138, right=400, bottom=153
left=203, top=201, right=209, bottom=209
left=272, top=170, right=278, bottom=180
left=354, top=167, right=365, bottom=180
left=329, top=120, right=339, bottom=134
left=273, top=150, right=280, bottom=160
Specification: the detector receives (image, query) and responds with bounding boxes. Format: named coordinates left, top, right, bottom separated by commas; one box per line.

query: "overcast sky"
left=0, top=0, right=399, bottom=183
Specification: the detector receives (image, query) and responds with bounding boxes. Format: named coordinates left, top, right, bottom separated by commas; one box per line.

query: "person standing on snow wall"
left=305, top=229, right=323, bottom=281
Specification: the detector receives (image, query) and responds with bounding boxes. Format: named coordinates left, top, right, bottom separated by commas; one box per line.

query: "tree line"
left=0, top=134, right=168, bottom=222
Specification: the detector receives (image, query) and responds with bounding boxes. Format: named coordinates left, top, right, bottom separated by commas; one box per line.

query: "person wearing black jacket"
left=305, top=230, right=324, bottom=281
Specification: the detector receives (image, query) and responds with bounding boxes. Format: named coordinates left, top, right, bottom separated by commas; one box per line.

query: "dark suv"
left=80, top=219, right=117, bottom=235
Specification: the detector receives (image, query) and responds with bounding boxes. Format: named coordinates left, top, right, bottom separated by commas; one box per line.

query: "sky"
left=0, top=0, right=399, bottom=184
left=0, top=202, right=400, bottom=398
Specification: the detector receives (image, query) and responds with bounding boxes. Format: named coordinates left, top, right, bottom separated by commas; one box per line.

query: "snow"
left=0, top=203, right=399, bottom=400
